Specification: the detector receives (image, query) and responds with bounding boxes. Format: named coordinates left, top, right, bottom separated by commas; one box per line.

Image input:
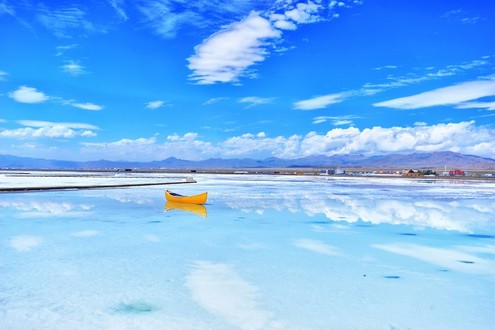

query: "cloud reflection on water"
left=0, top=199, right=93, bottom=218
left=223, top=189, right=494, bottom=233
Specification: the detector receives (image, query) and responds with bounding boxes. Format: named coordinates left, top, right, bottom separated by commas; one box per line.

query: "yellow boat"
left=165, top=190, right=208, bottom=205
left=165, top=201, right=207, bottom=218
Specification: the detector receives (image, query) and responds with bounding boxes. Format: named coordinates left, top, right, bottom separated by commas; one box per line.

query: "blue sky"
left=1, top=0, right=494, bottom=161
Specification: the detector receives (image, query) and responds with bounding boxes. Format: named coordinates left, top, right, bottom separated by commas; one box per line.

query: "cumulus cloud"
left=374, top=79, right=495, bottom=110
left=8, top=86, right=49, bottom=103
left=294, top=92, right=349, bottom=110
left=188, top=12, right=281, bottom=84
left=81, top=133, right=217, bottom=161
left=73, top=121, right=495, bottom=161
left=0, top=120, right=98, bottom=139
left=0, top=126, right=95, bottom=139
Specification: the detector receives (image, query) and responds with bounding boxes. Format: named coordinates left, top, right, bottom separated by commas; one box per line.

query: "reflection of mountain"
left=222, top=189, right=494, bottom=233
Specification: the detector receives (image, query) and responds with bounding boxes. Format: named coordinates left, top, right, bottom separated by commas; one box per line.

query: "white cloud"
left=0, top=126, right=94, bottom=139
left=146, top=100, right=166, bottom=109
left=312, top=115, right=359, bottom=125
left=107, top=0, right=128, bottom=21
left=71, top=102, right=103, bottom=111
left=283, top=2, right=322, bottom=24
left=374, top=79, right=495, bottom=110
left=55, top=44, right=78, bottom=56
left=203, top=97, right=228, bottom=105
left=0, top=121, right=98, bottom=139
left=62, top=60, right=86, bottom=76
left=137, top=0, right=203, bottom=38
left=456, top=101, right=495, bottom=111
left=293, top=92, right=348, bottom=110
left=185, top=1, right=358, bottom=84
left=239, top=96, right=275, bottom=107
left=8, top=86, right=49, bottom=103
left=17, top=120, right=99, bottom=130
left=0, top=70, right=8, bottom=80
left=188, top=12, right=281, bottom=84
left=36, top=4, right=95, bottom=38
left=73, top=122, right=495, bottom=161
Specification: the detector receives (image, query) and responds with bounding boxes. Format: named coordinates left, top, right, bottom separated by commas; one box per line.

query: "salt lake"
left=1, top=173, right=494, bottom=329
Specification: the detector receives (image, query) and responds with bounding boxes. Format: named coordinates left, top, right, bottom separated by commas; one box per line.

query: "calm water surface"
left=1, top=174, right=494, bottom=329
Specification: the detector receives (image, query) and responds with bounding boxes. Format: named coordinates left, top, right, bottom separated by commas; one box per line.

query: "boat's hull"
left=165, top=190, right=208, bottom=205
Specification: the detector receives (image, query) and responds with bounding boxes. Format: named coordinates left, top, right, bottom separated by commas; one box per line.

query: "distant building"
left=449, top=169, right=465, bottom=176
left=403, top=169, right=421, bottom=177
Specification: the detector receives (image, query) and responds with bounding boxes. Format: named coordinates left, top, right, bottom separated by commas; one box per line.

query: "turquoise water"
left=1, top=174, right=494, bottom=329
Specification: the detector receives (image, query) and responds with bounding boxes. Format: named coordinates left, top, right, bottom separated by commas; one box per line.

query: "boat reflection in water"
left=164, top=201, right=207, bottom=218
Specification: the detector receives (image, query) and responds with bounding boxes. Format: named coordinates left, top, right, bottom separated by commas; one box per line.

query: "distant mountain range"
left=1, top=151, right=495, bottom=170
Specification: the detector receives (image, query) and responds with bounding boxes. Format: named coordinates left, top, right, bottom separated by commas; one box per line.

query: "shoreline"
left=1, top=168, right=494, bottom=182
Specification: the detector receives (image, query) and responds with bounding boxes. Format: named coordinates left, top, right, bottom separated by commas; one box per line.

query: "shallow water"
left=1, top=174, right=494, bottom=329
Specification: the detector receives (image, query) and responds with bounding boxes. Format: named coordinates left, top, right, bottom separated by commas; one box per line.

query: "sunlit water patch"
left=1, top=174, right=494, bottom=329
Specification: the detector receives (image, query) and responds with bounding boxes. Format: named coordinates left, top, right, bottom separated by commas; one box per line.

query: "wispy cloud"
left=8, top=86, right=49, bottom=103
left=312, top=115, right=360, bottom=125
left=107, top=0, right=128, bottom=21
left=146, top=100, right=168, bottom=109
left=442, top=9, right=482, bottom=24
left=137, top=0, right=204, bottom=38
left=373, top=78, right=495, bottom=110
left=203, top=97, right=228, bottom=105
left=0, top=70, right=8, bottom=80
left=293, top=92, right=349, bottom=110
left=55, top=44, right=78, bottom=56
left=17, top=120, right=99, bottom=130
left=239, top=96, right=275, bottom=107
left=61, top=60, right=86, bottom=76
left=36, top=3, right=95, bottom=38
left=294, top=57, right=492, bottom=110
left=70, top=102, right=103, bottom=111
left=456, top=101, right=495, bottom=111
left=373, top=65, right=398, bottom=70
